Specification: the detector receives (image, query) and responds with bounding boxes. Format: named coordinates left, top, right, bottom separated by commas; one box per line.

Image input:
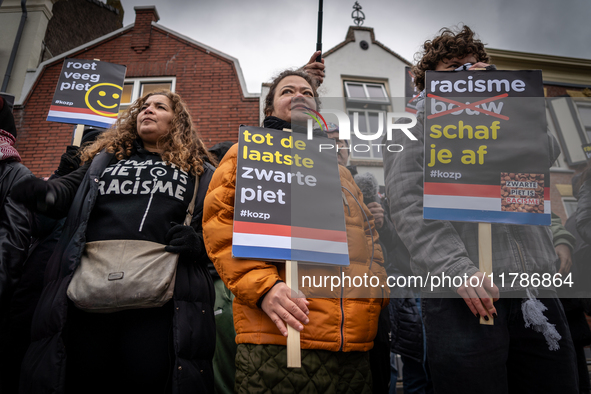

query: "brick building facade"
left=488, top=49, right=591, bottom=223
left=15, top=6, right=259, bottom=177
left=41, top=0, right=123, bottom=63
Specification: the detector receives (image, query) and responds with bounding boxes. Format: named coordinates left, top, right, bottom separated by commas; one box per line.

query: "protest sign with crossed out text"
left=423, top=70, right=550, bottom=226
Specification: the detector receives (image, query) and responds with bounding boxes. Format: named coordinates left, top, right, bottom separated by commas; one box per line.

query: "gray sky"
left=121, top=0, right=591, bottom=93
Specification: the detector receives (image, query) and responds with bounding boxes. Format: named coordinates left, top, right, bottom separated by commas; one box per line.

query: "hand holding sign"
left=261, top=282, right=309, bottom=337
left=456, top=271, right=499, bottom=320
left=555, top=244, right=573, bottom=276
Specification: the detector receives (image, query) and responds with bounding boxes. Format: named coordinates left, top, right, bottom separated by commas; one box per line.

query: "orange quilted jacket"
left=203, top=144, right=388, bottom=352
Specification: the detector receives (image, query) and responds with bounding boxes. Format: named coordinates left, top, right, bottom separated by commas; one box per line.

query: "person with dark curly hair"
left=12, top=91, right=217, bottom=394
left=411, top=25, right=491, bottom=92
left=383, top=25, right=578, bottom=394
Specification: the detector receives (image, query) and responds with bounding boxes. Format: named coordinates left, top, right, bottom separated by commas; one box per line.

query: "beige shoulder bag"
left=67, top=176, right=200, bottom=313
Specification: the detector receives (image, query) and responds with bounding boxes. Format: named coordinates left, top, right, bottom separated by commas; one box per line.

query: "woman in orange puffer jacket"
left=203, top=69, right=388, bottom=394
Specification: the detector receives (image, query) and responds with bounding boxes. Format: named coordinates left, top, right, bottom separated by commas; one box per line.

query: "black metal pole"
left=315, top=0, right=323, bottom=62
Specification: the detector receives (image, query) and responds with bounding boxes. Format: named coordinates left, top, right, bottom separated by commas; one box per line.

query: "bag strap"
left=183, top=176, right=200, bottom=226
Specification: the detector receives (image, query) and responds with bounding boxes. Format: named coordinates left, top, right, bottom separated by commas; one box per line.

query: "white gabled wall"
left=322, top=27, right=411, bottom=186
left=323, top=29, right=408, bottom=110
left=0, top=0, right=56, bottom=102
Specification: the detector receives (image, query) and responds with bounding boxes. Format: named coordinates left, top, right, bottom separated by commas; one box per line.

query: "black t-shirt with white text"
left=85, top=145, right=195, bottom=244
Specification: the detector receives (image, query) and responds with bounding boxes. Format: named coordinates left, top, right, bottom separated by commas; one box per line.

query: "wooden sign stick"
left=72, top=124, right=84, bottom=147
left=478, top=222, right=494, bottom=325
left=281, top=127, right=302, bottom=367
left=72, top=60, right=100, bottom=148
left=286, top=259, right=301, bottom=367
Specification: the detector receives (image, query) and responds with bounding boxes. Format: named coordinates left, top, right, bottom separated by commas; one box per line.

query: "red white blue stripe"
left=423, top=182, right=551, bottom=225
left=47, top=105, right=117, bottom=128
left=232, top=221, right=350, bottom=265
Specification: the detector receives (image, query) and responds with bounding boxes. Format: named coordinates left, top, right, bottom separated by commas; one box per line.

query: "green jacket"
left=551, top=212, right=575, bottom=250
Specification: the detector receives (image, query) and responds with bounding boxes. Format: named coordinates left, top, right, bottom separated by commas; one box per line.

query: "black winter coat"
left=385, top=214, right=424, bottom=363
left=0, top=159, right=32, bottom=320
left=19, top=150, right=216, bottom=394
left=389, top=297, right=424, bottom=363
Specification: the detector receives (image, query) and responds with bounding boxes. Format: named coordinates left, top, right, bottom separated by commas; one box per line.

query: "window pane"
left=368, top=113, right=384, bottom=137
left=351, top=133, right=370, bottom=158
left=121, top=83, right=133, bottom=104
left=372, top=145, right=383, bottom=158
left=141, top=82, right=172, bottom=96
left=577, top=105, right=591, bottom=127
left=563, top=199, right=578, bottom=217
left=366, top=85, right=386, bottom=100
left=349, top=112, right=369, bottom=158
left=368, top=112, right=384, bottom=158
left=550, top=98, right=587, bottom=164
left=546, top=108, right=560, bottom=167
left=347, top=83, right=366, bottom=98
left=349, top=112, right=367, bottom=132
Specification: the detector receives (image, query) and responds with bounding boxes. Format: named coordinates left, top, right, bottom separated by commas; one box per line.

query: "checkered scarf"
left=0, top=129, right=21, bottom=162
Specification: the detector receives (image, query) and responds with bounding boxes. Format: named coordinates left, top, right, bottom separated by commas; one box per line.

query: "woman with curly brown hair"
left=12, top=91, right=217, bottom=394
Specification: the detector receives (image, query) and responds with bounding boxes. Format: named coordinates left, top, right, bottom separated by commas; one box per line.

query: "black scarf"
left=263, top=116, right=327, bottom=138
left=263, top=116, right=294, bottom=132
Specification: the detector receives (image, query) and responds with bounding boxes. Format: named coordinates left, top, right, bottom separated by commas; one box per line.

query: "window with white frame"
left=547, top=97, right=590, bottom=166
left=575, top=101, right=591, bottom=141
left=344, top=81, right=388, bottom=103
left=347, top=110, right=385, bottom=159
left=546, top=107, right=566, bottom=169
left=119, top=77, right=177, bottom=112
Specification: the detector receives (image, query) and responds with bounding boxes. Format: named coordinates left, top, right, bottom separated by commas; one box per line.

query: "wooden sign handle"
left=72, top=59, right=101, bottom=147
left=72, top=124, right=84, bottom=147
left=285, top=259, right=301, bottom=367
left=282, top=129, right=301, bottom=367
left=478, top=222, right=494, bottom=325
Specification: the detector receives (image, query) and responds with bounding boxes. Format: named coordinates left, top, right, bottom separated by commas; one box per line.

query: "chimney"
left=131, top=6, right=160, bottom=54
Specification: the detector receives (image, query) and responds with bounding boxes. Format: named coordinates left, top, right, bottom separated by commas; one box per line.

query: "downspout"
left=2, top=0, right=28, bottom=92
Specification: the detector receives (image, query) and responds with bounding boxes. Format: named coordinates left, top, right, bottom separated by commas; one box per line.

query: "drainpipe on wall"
left=1, top=0, right=28, bottom=92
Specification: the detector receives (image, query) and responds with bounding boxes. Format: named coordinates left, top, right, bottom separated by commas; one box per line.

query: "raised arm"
left=10, top=163, right=90, bottom=219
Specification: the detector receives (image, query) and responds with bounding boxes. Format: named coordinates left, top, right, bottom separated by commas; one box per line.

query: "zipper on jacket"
left=339, top=190, right=349, bottom=351
left=342, top=191, right=350, bottom=215
left=339, top=267, right=344, bottom=351
left=509, top=226, right=528, bottom=276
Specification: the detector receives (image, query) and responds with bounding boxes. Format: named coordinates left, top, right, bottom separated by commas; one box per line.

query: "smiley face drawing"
left=85, top=83, right=123, bottom=117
